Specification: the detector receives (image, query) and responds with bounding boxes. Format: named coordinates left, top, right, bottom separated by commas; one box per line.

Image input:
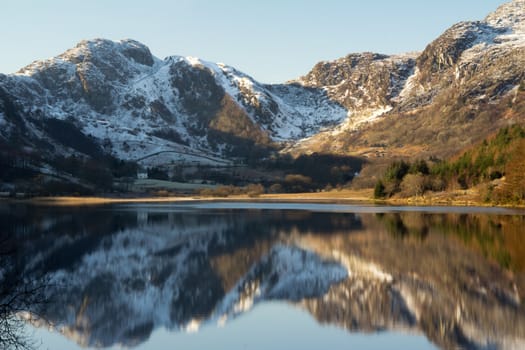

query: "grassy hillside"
left=374, top=124, right=525, bottom=205
left=296, top=76, right=525, bottom=160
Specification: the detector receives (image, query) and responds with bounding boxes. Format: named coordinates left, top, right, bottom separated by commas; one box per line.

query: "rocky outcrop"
left=299, top=52, right=417, bottom=112
left=288, top=0, right=525, bottom=158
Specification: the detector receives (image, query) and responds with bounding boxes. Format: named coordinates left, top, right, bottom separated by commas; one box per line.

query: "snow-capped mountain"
left=0, top=39, right=346, bottom=167
left=291, top=0, right=525, bottom=157
left=0, top=0, right=524, bottom=181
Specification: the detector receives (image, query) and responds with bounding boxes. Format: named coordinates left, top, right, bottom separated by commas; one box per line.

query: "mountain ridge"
left=1, top=0, right=524, bottom=193
left=290, top=0, right=525, bottom=158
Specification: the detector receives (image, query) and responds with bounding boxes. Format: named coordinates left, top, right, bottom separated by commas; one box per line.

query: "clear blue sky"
left=1, top=0, right=506, bottom=83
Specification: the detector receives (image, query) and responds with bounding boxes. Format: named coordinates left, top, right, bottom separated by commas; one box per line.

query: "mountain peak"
left=65, top=38, right=155, bottom=67
left=485, top=0, right=525, bottom=32
left=15, top=38, right=155, bottom=77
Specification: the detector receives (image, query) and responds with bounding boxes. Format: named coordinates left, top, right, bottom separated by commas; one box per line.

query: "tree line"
left=374, top=125, right=525, bottom=204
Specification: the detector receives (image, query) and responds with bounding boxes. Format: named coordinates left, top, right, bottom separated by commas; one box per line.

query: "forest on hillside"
left=374, top=125, right=525, bottom=205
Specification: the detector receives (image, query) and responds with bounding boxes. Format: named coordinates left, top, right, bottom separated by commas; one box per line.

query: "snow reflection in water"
left=1, top=202, right=524, bottom=349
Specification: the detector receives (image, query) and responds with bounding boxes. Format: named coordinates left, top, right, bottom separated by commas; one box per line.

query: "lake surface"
left=1, top=202, right=525, bottom=350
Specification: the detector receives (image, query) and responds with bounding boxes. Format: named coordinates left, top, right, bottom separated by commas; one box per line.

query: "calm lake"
left=1, top=202, right=525, bottom=350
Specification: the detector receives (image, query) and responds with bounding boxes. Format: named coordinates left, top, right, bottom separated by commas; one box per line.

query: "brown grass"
left=28, top=196, right=199, bottom=206
left=259, top=188, right=374, bottom=202
left=25, top=189, right=373, bottom=206
left=21, top=186, right=525, bottom=208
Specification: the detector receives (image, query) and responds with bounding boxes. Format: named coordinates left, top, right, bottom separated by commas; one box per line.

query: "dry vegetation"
left=292, top=49, right=525, bottom=161
left=372, top=124, right=525, bottom=206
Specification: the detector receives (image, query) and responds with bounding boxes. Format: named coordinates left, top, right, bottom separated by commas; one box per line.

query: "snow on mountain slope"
left=298, top=0, right=525, bottom=138
left=1, top=0, right=524, bottom=167
left=401, top=0, right=525, bottom=103
left=287, top=0, right=525, bottom=157
left=0, top=39, right=347, bottom=166
left=486, top=0, right=525, bottom=32
left=296, top=52, right=418, bottom=131
left=180, top=56, right=347, bottom=140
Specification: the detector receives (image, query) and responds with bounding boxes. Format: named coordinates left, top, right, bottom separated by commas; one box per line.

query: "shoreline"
left=24, top=190, right=374, bottom=206
left=7, top=188, right=523, bottom=209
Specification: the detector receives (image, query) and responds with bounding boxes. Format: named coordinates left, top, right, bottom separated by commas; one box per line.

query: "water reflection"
left=1, top=202, right=524, bottom=350
left=0, top=211, right=48, bottom=350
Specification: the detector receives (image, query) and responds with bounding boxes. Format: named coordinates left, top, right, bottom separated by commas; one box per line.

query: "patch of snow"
left=397, top=67, right=421, bottom=100
left=397, top=282, right=422, bottom=322
left=455, top=3, right=525, bottom=65
left=213, top=245, right=347, bottom=324
left=329, top=249, right=393, bottom=282
left=176, top=57, right=348, bottom=140
left=313, top=106, right=393, bottom=138
left=184, top=319, right=201, bottom=333
left=485, top=0, right=525, bottom=33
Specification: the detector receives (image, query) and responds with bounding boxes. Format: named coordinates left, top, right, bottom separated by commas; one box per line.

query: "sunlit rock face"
left=288, top=0, right=525, bottom=158
left=2, top=203, right=525, bottom=349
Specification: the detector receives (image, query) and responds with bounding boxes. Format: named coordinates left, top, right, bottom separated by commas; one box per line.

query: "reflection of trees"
left=5, top=203, right=525, bottom=349
left=298, top=213, right=525, bottom=350
left=376, top=212, right=525, bottom=272
left=1, top=232, right=48, bottom=350
left=0, top=278, right=45, bottom=350
left=375, top=213, right=429, bottom=240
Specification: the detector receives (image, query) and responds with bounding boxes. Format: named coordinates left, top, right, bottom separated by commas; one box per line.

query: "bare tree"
left=400, top=173, right=428, bottom=197
left=0, top=234, right=47, bottom=350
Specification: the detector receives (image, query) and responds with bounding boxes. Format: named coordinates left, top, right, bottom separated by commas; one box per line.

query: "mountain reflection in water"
left=1, top=203, right=524, bottom=350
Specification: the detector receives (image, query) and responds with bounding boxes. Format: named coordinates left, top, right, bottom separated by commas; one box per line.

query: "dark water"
left=1, top=202, right=525, bottom=350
